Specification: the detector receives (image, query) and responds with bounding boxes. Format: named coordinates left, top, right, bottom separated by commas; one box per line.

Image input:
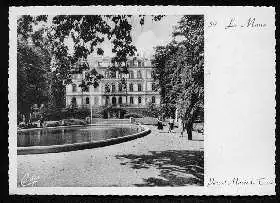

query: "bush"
left=44, top=121, right=60, bottom=127
left=135, top=117, right=158, bottom=125
left=44, top=108, right=91, bottom=121
left=60, top=119, right=87, bottom=126
left=193, top=122, right=204, bottom=133
left=124, top=113, right=144, bottom=118
left=18, top=122, right=38, bottom=129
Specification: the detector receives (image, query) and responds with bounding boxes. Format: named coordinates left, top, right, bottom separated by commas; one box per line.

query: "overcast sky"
left=44, top=15, right=182, bottom=59
left=91, top=15, right=182, bottom=58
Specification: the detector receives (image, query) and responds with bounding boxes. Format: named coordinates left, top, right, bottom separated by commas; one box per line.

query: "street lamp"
left=90, top=89, right=93, bottom=124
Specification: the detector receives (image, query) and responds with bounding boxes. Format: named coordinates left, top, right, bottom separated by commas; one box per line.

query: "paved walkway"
left=17, top=125, right=204, bottom=187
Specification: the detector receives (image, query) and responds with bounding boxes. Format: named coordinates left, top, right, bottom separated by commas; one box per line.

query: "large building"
left=65, top=56, right=160, bottom=118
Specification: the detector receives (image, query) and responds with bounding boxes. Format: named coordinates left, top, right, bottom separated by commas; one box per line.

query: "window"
left=105, top=96, right=109, bottom=105
left=94, top=96, right=99, bottom=105
left=151, top=71, right=155, bottom=78
left=105, top=71, right=110, bottom=78
left=152, top=96, right=156, bottom=103
left=105, top=83, right=110, bottom=93
left=110, top=71, right=116, bottom=78
left=138, top=84, right=142, bottom=92
left=129, top=83, right=133, bottom=92
left=112, top=84, right=116, bottom=92
left=129, top=71, right=134, bottom=79
left=118, top=83, right=122, bottom=92
left=147, top=70, right=151, bottom=78
left=86, top=97, right=90, bottom=104
left=130, top=96, right=134, bottom=104
left=71, top=97, right=77, bottom=106
left=112, top=97, right=116, bottom=106
left=152, top=83, right=156, bottom=91
left=138, top=61, right=142, bottom=67
left=118, top=97, right=122, bottom=104
left=72, top=84, right=77, bottom=92
left=138, top=97, right=141, bottom=104
left=137, top=70, right=142, bottom=78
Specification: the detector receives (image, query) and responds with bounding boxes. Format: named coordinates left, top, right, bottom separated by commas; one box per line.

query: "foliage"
left=44, top=107, right=91, bottom=121
left=135, top=117, right=158, bottom=125
left=152, top=15, right=204, bottom=139
left=60, top=118, right=87, bottom=126
left=146, top=102, right=161, bottom=118
left=17, top=39, right=49, bottom=116
left=18, top=15, right=164, bottom=89
left=17, top=15, right=164, bottom=116
left=124, top=113, right=144, bottom=118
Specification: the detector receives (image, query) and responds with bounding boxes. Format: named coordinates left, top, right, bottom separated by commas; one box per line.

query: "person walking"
left=168, top=117, right=174, bottom=133
left=157, top=116, right=163, bottom=130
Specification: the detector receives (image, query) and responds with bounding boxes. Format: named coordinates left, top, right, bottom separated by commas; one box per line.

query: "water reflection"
left=18, top=126, right=140, bottom=147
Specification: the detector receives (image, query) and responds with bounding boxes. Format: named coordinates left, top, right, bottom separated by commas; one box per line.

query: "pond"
left=18, top=125, right=141, bottom=147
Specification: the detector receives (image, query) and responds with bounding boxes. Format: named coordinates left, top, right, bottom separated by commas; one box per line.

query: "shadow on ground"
left=116, top=150, right=204, bottom=186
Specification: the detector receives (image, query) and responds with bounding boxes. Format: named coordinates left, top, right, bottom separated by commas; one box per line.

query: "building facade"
left=65, top=56, right=160, bottom=118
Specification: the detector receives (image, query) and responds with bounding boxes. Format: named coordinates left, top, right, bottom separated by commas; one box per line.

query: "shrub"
left=135, top=117, right=158, bottom=125
left=44, top=108, right=91, bottom=121
left=124, top=113, right=144, bottom=118
left=61, top=119, right=87, bottom=126
left=44, top=121, right=60, bottom=127
left=18, top=122, right=38, bottom=129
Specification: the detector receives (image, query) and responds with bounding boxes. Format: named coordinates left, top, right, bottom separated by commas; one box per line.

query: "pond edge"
left=17, top=125, right=151, bottom=155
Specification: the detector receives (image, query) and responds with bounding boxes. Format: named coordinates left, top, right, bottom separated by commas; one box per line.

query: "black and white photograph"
left=9, top=6, right=275, bottom=195
left=16, top=14, right=204, bottom=187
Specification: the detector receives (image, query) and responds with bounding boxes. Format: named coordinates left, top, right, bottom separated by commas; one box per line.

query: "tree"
left=152, top=15, right=204, bottom=140
left=49, top=15, right=163, bottom=89
left=152, top=42, right=179, bottom=118
left=17, top=15, right=164, bottom=115
left=146, top=102, right=161, bottom=118
left=17, top=37, right=50, bottom=119
left=17, top=15, right=52, bottom=118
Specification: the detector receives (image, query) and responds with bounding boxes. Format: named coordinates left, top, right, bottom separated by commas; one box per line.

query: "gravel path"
left=17, top=125, right=204, bottom=187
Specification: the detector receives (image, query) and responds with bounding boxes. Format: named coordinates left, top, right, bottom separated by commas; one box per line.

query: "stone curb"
left=17, top=125, right=151, bottom=155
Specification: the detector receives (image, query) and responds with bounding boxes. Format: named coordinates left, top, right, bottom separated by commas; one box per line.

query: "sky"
left=44, top=15, right=182, bottom=59
left=91, top=15, right=182, bottom=58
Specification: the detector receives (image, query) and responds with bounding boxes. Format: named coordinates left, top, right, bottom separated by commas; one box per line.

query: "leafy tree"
left=152, top=42, right=179, bottom=118
left=152, top=15, right=204, bottom=139
left=49, top=15, right=163, bottom=89
left=17, top=15, right=164, bottom=116
left=146, top=102, right=161, bottom=118
left=17, top=15, right=51, bottom=118
left=17, top=37, right=50, bottom=119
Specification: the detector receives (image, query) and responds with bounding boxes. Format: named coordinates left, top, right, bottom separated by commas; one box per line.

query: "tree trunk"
left=186, top=119, right=193, bottom=140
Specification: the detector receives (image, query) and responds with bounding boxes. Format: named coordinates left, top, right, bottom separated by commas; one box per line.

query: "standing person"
left=157, top=116, right=163, bottom=130
left=168, top=117, right=173, bottom=133
left=170, top=117, right=174, bottom=133
left=40, top=115, right=45, bottom=128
